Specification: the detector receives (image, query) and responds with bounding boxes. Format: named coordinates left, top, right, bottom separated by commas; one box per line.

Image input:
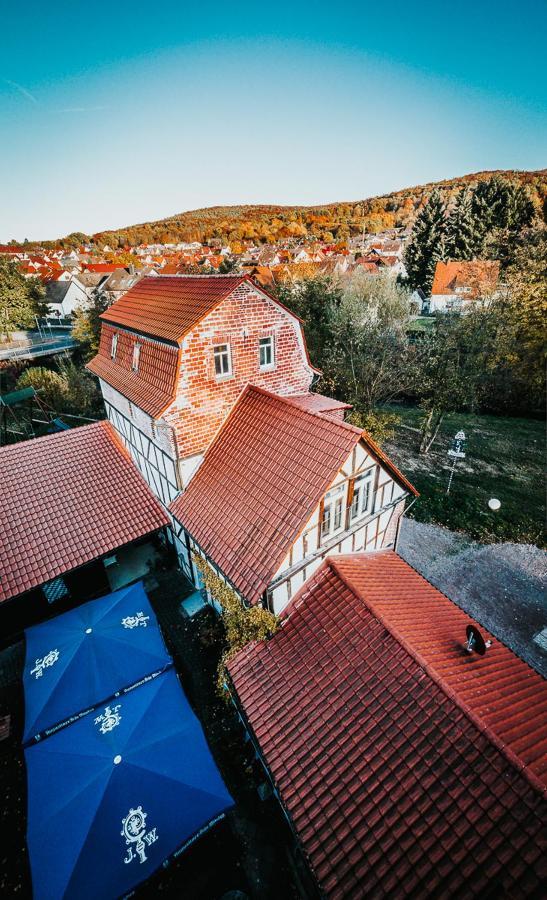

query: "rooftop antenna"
left=465, top=624, right=492, bottom=656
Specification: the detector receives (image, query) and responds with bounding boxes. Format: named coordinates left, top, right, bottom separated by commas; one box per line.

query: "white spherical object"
left=488, top=498, right=501, bottom=511
left=113, top=755, right=122, bottom=765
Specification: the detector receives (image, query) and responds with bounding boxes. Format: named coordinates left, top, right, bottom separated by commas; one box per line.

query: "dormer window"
left=111, top=333, right=118, bottom=359
left=214, top=343, right=232, bottom=378
left=259, top=336, right=274, bottom=370
left=132, top=342, right=141, bottom=373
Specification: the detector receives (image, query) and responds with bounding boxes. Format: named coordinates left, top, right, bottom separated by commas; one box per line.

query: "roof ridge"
left=0, top=420, right=104, bottom=455
left=245, top=384, right=363, bottom=436
left=328, top=553, right=547, bottom=797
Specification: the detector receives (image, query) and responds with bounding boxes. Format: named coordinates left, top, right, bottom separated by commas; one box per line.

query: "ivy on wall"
left=191, top=552, right=278, bottom=693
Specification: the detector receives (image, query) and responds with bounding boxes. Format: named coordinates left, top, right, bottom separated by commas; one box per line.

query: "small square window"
left=259, top=336, right=274, bottom=369
left=43, top=576, right=69, bottom=604
left=214, top=344, right=232, bottom=377
left=132, top=343, right=141, bottom=372
left=111, top=333, right=118, bottom=359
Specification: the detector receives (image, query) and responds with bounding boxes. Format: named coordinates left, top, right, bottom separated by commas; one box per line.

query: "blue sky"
left=1, top=0, right=545, bottom=241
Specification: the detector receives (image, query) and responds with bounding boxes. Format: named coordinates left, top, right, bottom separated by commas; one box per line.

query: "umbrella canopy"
left=26, top=668, right=234, bottom=900
left=24, top=581, right=171, bottom=743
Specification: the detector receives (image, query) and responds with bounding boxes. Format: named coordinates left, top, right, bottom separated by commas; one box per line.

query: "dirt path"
left=398, top=519, right=547, bottom=677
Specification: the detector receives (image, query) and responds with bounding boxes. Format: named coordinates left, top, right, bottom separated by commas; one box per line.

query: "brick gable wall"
left=163, top=283, right=314, bottom=458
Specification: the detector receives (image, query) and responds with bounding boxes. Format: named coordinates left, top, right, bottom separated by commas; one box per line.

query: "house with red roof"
left=0, top=421, right=169, bottom=638
left=427, top=259, right=501, bottom=313
left=170, top=385, right=417, bottom=613
left=87, top=274, right=320, bottom=503
left=228, top=550, right=547, bottom=898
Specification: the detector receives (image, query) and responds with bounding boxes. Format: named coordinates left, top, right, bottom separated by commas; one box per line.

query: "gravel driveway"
left=398, top=518, right=547, bottom=677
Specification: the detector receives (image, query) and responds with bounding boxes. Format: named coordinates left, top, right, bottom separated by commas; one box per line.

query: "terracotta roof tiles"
left=100, top=274, right=249, bottom=342
left=170, top=385, right=363, bottom=605
left=431, top=260, right=500, bottom=297
left=228, top=551, right=547, bottom=898
left=0, top=422, right=169, bottom=602
left=87, top=323, right=179, bottom=418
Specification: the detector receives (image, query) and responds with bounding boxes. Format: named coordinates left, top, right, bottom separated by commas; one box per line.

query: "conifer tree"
left=404, top=190, right=447, bottom=291
left=446, top=189, right=484, bottom=259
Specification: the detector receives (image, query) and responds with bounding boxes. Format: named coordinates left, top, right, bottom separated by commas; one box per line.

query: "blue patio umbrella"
left=24, top=581, right=171, bottom=743
left=25, top=668, right=234, bottom=900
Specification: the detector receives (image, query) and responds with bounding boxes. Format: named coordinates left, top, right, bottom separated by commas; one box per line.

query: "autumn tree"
left=72, top=291, right=109, bottom=360
left=0, top=258, right=47, bottom=340
left=325, top=273, right=415, bottom=411
left=274, top=276, right=342, bottom=367
left=414, top=311, right=493, bottom=453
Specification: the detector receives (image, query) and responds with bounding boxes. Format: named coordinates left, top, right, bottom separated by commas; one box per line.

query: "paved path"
left=398, top=518, right=547, bottom=677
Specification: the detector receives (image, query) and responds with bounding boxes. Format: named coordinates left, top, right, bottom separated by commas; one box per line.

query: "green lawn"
left=382, top=406, right=546, bottom=548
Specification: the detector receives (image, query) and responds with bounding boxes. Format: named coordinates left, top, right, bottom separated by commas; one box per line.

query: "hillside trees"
left=405, top=176, right=538, bottom=292
left=404, top=190, right=447, bottom=292
left=445, top=189, right=483, bottom=260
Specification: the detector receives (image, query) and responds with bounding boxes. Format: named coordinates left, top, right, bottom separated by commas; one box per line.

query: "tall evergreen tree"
left=404, top=189, right=447, bottom=291
left=446, top=188, right=484, bottom=259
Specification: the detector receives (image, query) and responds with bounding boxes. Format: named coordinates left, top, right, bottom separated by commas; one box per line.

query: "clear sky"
left=1, top=0, right=546, bottom=241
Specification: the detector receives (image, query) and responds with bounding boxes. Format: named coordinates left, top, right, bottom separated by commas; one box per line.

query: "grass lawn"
left=382, top=405, right=546, bottom=548
left=407, top=316, right=437, bottom=333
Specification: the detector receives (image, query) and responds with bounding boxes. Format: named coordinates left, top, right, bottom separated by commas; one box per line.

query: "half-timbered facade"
left=170, top=386, right=418, bottom=615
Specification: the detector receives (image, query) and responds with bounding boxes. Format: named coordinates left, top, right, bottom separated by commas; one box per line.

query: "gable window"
left=350, top=471, right=374, bottom=522
left=321, top=484, right=346, bottom=541
left=259, top=336, right=274, bottom=370
left=214, top=343, right=232, bottom=378
left=132, top=342, right=141, bottom=372
left=110, top=333, right=118, bottom=359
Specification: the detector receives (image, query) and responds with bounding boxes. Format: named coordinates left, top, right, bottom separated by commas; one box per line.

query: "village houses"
left=87, top=274, right=418, bottom=614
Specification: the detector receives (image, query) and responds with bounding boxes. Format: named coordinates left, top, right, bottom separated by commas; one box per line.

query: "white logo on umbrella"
left=30, top=649, right=60, bottom=679
left=121, top=612, right=150, bottom=630
left=121, top=806, right=158, bottom=864
left=94, top=704, right=122, bottom=734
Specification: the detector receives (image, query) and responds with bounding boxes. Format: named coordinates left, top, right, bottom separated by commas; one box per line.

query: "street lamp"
left=446, top=430, right=466, bottom=495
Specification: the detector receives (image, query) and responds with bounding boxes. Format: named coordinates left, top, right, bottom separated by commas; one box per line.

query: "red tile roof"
left=431, top=260, right=500, bottom=297
left=83, top=263, right=123, bottom=273
left=170, top=385, right=363, bottom=605
left=100, top=274, right=250, bottom=342
left=285, top=392, right=352, bottom=415
left=0, top=422, right=169, bottom=602
left=229, top=551, right=547, bottom=899
left=87, top=323, right=179, bottom=418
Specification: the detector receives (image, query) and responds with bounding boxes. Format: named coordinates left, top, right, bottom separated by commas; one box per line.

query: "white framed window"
left=132, top=342, right=141, bottom=372
left=350, top=471, right=374, bottom=522
left=259, top=336, right=275, bottom=370
left=321, top=483, right=346, bottom=541
left=111, top=333, right=118, bottom=359
left=213, top=343, right=232, bottom=378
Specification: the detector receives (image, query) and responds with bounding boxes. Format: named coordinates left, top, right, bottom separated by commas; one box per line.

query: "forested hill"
left=55, top=168, right=547, bottom=247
